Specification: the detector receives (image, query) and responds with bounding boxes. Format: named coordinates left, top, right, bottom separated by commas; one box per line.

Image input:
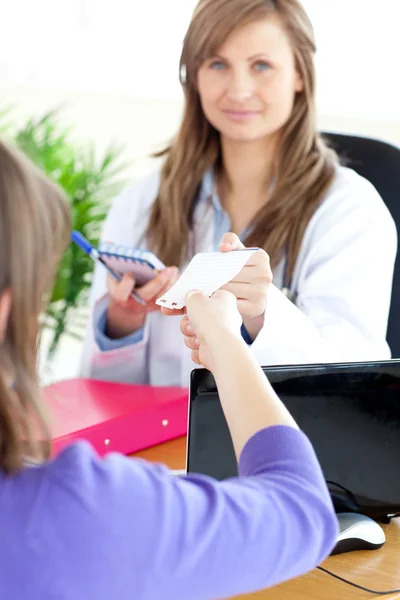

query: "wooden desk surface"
left=135, top=437, right=400, bottom=600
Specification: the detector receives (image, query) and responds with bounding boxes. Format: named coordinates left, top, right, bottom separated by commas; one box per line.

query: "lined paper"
left=156, top=249, right=258, bottom=310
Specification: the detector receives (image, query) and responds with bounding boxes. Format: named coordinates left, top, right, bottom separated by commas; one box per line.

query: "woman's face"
left=197, top=15, right=304, bottom=144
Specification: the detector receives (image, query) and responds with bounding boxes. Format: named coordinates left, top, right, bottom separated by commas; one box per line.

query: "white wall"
left=2, top=0, right=400, bottom=178
left=2, top=0, right=399, bottom=122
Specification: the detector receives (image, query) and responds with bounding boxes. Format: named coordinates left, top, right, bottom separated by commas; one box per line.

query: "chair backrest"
left=322, top=132, right=400, bottom=357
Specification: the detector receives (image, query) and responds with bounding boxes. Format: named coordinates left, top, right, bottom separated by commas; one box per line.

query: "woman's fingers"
left=107, top=273, right=136, bottom=303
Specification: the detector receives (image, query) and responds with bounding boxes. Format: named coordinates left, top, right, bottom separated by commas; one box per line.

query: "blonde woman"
left=82, top=0, right=396, bottom=386
left=0, top=139, right=337, bottom=597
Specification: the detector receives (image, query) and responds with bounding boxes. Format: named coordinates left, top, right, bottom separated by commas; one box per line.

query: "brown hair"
left=0, top=140, right=71, bottom=473
left=147, top=0, right=337, bottom=283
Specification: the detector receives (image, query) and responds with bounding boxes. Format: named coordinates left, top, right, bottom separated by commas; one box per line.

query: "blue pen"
left=71, top=231, right=146, bottom=306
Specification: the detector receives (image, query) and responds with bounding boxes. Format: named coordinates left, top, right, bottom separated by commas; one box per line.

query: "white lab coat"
left=81, top=165, right=397, bottom=388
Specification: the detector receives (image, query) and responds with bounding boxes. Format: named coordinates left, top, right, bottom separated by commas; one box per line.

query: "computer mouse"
left=331, top=512, right=386, bottom=555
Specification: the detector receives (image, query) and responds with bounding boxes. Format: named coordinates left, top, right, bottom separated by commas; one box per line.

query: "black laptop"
left=187, top=360, right=400, bottom=521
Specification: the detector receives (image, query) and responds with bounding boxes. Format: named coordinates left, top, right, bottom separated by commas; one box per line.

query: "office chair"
left=322, top=132, right=400, bottom=358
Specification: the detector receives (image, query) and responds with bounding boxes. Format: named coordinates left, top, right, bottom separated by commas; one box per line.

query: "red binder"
left=42, top=378, right=188, bottom=457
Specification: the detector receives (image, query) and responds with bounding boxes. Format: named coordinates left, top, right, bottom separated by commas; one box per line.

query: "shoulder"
left=45, top=441, right=168, bottom=498
left=105, top=168, right=161, bottom=231
left=311, top=165, right=396, bottom=239
left=12, top=443, right=175, bottom=595
left=102, top=168, right=162, bottom=244
left=110, top=168, right=161, bottom=219
left=22, top=443, right=173, bottom=537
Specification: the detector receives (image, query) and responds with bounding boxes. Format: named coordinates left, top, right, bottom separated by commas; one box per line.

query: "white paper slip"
left=156, top=248, right=258, bottom=310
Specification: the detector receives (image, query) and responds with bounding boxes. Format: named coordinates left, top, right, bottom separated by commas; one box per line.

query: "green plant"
left=8, top=109, right=127, bottom=359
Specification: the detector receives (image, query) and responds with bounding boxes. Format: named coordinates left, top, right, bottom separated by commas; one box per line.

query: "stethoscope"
left=280, top=254, right=297, bottom=304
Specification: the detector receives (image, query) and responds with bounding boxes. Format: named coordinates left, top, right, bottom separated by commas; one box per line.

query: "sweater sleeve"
left=37, top=426, right=337, bottom=600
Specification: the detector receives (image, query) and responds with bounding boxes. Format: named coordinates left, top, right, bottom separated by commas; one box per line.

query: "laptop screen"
left=187, top=360, right=400, bottom=519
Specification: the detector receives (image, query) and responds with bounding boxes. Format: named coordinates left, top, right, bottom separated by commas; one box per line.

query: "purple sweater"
left=0, top=426, right=337, bottom=599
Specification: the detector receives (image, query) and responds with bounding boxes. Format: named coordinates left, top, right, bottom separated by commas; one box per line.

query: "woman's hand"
left=180, top=290, right=243, bottom=370
left=161, top=232, right=272, bottom=341
left=219, top=232, right=272, bottom=342
left=106, top=267, right=179, bottom=339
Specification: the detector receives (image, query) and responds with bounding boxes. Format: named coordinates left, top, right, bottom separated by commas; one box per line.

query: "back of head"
left=0, top=140, right=71, bottom=473
left=148, top=0, right=337, bottom=279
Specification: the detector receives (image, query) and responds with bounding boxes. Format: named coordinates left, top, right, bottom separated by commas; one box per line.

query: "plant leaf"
left=11, top=109, right=128, bottom=358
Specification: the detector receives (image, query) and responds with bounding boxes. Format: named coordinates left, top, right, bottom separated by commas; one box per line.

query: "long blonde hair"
left=0, top=140, right=71, bottom=473
left=147, top=0, right=337, bottom=283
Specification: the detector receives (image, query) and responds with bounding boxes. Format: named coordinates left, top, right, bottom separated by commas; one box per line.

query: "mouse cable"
left=317, top=566, right=400, bottom=596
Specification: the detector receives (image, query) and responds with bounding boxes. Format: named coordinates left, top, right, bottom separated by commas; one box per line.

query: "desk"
left=135, top=437, right=400, bottom=600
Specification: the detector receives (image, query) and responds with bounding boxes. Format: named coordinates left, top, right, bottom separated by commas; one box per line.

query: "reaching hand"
left=180, top=289, right=242, bottom=370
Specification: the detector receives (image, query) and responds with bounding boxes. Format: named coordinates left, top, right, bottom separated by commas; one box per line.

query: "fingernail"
left=186, top=324, right=193, bottom=334
left=185, top=289, right=201, bottom=300
left=160, top=268, right=170, bottom=280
